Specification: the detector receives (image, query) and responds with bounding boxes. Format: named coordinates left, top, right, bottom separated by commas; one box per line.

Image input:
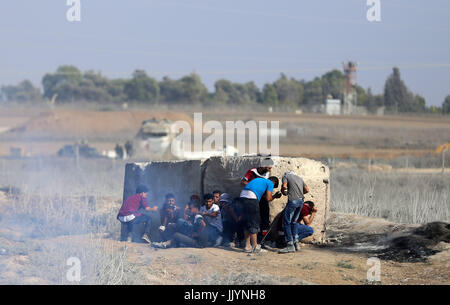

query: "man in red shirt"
left=117, top=185, right=158, bottom=243
left=241, top=158, right=273, bottom=186
left=293, top=201, right=316, bottom=249
left=275, top=200, right=316, bottom=251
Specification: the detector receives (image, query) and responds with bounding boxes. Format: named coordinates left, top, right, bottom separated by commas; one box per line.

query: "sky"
left=0, top=0, right=449, bottom=106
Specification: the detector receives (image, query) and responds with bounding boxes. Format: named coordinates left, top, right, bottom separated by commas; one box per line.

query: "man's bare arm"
left=191, top=220, right=206, bottom=237
left=203, top=211, right=219, bottom=218
left=265, top=190, right=273, bottom=202
left=161, top=216, right=168, bottom=226
left=303, top=207, right=317, bottom=225
left=303, top=184, right=309, bottom=194
left=281, top=182, right=288, bottom=196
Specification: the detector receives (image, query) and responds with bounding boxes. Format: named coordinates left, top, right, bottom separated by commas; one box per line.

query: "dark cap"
left=136, top=184, right=149, bottom=194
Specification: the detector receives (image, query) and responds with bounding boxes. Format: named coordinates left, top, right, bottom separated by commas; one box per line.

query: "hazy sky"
left=1, top=0, right=449, bottom=106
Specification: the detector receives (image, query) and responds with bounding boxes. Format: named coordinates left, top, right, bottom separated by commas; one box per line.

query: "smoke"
left=0, top=153, right=135, bottom=284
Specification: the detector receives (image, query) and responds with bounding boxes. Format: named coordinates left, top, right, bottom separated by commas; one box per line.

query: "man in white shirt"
left=200, top=193, right=223, bottom=246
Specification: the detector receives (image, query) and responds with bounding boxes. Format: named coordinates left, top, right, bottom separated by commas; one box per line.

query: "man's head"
left=135, top=185, right=149, bottom=198
left=268, top=176, right=279, bottom=188
left=189, top=200, right=201, bottom=214
left=190, top=194, right=201, bottom=203
left=165, top=193, right=175, bottom=206
left=212, top=190, right=221, bottom=203
left=258, top=158, right=274, bottom=174
left=304, top=201, right=315, bottom=213
left=218, top=193, right=231, bottom=207
left=203, top=193, right=214, bottom=209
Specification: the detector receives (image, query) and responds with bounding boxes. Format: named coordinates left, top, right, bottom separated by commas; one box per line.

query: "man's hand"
left=273, top=191, right=282, bottom=199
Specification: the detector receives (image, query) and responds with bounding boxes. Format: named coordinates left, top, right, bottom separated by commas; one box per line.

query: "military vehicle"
left=120, top=118, right=239, bottom=160
left=124, top=118, right=175, bottom=160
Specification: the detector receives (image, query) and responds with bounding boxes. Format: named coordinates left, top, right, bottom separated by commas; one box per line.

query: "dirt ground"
left=121, top=240, right=449, bottom=285
left=0, top=210, right=448, bottom=285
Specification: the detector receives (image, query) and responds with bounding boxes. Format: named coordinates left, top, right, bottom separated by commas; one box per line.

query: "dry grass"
left=0, top=158, right=147, bottom=284
left=331, top=168, right=450, bottom=224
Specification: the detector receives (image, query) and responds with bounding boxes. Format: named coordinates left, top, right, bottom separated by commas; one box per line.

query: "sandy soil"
left=0, top=212, right=448, bottom=285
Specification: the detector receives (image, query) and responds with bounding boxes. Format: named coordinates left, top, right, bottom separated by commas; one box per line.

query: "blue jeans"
left=294, top=223, right=314, bottom=241
left=282, top=199, right=303, bottom=243
left=207, top=225, right=222, bottom=244
left=176, top=218, right=193, bottom=235
left=130, top=214, right=152, bottom=242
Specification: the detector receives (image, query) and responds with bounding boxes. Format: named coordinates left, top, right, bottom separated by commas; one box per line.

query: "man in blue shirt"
left=240, top=176, right=281, bottom=253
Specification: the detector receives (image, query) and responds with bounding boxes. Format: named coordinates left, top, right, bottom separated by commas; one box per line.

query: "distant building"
left=343, top=62, right=357, bottom=115
left=326, top=99, right=341, bottom=115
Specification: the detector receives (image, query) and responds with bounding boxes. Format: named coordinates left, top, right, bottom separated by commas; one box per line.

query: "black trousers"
left=259, top=197, right=270, bottom=231
left=172, top=230, right=209, bottom=248
left=223, top=220, right=245, bottom=244
left=241, top=198, right=260, bottom=234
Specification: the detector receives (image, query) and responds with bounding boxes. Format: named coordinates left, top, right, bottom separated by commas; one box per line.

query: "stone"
left=123, top=160, right=203, bottom=207
left=123, top=156, right=330, bottom=243
left=122, top=160, right=203, bottom=242
left=203, top=156, right=330, bottom=243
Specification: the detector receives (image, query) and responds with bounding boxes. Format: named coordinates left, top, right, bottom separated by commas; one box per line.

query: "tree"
left=42, top=65, right=83, bottom=101
left=212, top=87, right=228, bottom=105
left=160, top=73, right=208, bottom=104
left=412, top=94, right=426, bottom=112
left=178, top=73, right=209, bottom=104
left=273, top=74, right=304, bottom=108
left=443, top=95, right=450, bottom=114
left=124, top=70, right=159, bottom=103
left=262, top=84, right=278, bottom=107
left=244, top=81, right=261, bottom=104
left=365, top=87, right=384, bottom=112
left=383, top=67, right=425, bottom=113
left=212, top=79, right=260, bottom=105
left=321, top=70, right=345, bottom=101
left=356, top=86, right=368, bottom=106
left=303, top=78, right=323, bottom=105
left=106, top=79, right=127, bottom=101
left=1, top=80, right=42, bottom=103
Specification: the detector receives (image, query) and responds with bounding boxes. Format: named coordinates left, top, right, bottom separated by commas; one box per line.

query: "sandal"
left=244, top=248, right=253, bottom=253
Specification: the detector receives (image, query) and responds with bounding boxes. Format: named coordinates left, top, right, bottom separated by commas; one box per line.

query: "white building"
left=326, top=99, right=341, bottom=115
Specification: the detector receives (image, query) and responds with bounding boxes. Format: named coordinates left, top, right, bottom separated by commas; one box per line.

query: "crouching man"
left=152, top=201, right=209, bottom=249
left=293, top=201, right=316, bottom=245
left=200, top=193, right=223, bottom=247
left=117, top=185, right=158, bottom=243
left=159, top=193, right=183, bottom=241
left=219, top=193, right=245, bottom=248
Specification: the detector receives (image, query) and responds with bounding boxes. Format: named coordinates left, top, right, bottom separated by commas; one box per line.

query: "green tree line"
left=1, top=65, right=449, bottom=114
